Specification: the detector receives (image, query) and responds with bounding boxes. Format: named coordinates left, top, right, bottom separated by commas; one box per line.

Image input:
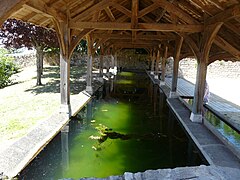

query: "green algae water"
left=19, top=72, right=207, bottom=180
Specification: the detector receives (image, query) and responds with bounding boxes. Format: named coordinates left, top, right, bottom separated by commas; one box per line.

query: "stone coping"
left=0, top=90, right=94, bottom=179
left=70, top=165, right=240, bottom=180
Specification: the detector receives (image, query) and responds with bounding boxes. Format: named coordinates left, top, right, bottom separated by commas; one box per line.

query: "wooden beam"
left=110, top=2, right=131, bottom=17
left=131, top=0, right=139, bottom=29
left=155, top=0, right=174, bottom=22
left=72, top=0, right=111, bottom=21
left=171, top=36, right=183, bottom=94
left=224, top=23, right=240, bottom=37
left=86, top=34, right=93, bottom=93
left=141, top=15, right=156, bottom=23
left=152, top=0, right=198, bottom=24
left=23, top=1, right=66, bottom=21
left=180, top=34, right=200, bottom=60
left=209, top=52, right=235, bottom=64
left=105, top=6, right=115, bottom=21
left=155, top=50, right=161, bottom=77
left=0, top=0, right=28, bottom=25
left=69, top=28, right=94, bottom=57
left=92, top=33, right=176, bottom=40
left=190, top=23, right=223, bottom=122
left=206, top=5, right=240, bottom=24
left=138, top=2, right=159, bottom=18
left=214, top=36, right=240, bottom=59
left=70, top=21, right=203, bottom=32
left=113, top=44, right=156, bottom=49
left=161, top=46, right=168, bottom=81
left=200, top=23, right=223, bottom=64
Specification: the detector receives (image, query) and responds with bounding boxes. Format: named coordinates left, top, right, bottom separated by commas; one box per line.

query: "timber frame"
left=1, top=0, right=240, bottom=121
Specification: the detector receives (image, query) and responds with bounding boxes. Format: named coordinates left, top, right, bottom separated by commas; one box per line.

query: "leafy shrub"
left=0, top=48, right=19, bottom=88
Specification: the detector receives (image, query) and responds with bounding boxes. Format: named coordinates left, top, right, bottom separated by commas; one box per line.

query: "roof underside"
left=2, top=0, right=240, bottom=62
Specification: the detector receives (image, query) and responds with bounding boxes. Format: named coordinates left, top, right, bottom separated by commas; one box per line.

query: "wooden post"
left=170, top=36, right=183, bottom=98
left=58, top=21, right=71, bottom=115
left=160, top=46, right=168, bottom=85
left=114, top=52, right=118, bottom=73
left=154, top=50, right=160, bottom=79
left=99, top=46, right=104, bottom=82
left=190, top=22, right=223, bottom=122
left=150, top=50, right=155, bottom=75
left=86, top=35, right=93, bottom=94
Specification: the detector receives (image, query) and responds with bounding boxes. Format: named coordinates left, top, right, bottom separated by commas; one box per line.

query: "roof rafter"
left=214, top=35, right=240, bottom=59
left=105, top=6, right=115, bottom=21
left=152, top=0, right=198, bottom=24
left=138, top=2, right=159, bottom=18
left=206, top=4, right=240, bottom=24
left=72, top=0, right=112, bottom=22
left=23, top=0, right=66, bottom=22
left=110, top=2, right=131, bottom=17
left=0, top=0, right=28, bottom=25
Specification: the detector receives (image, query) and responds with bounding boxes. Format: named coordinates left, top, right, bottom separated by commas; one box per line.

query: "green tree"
left=0, top=48, right=18, bottom=88
left=0, top=19, right=59, bottom=85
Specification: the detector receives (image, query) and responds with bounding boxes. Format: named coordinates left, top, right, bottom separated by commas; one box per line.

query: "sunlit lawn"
left=0, top=65, right=94, bottom=147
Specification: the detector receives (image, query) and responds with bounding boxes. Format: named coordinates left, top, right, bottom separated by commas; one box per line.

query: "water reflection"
left=205, top=111, right=240, bottom=149
left=19, top=72, right=207, bottom=180
left=61, top=124, right=69, bottom=171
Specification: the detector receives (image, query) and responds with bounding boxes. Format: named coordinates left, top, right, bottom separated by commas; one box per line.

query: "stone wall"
left=12, top=52, right=240, bottom=80
left=12, top=54, right=37, bottom=68
left=179, top=58, right=240, bottom=79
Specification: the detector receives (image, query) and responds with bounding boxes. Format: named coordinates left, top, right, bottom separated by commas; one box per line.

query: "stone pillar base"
left=190, top=112, right=202, bottom=123
left=160, top=81, right=165, bottom=86
left=61, top=124, right=69, bottom=133
left=98, top=77, right=104, bottom=83
left=169, top=91, right=178, bottom=98
left=86, top=86, right=93, bottom=94
left=59, top=104, right=72, bottom=117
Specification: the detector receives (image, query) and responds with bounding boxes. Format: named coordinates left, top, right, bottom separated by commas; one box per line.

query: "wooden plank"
left=70, top=21, right=203, bottom=32
left=0, top=0, right=28, bottom=25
